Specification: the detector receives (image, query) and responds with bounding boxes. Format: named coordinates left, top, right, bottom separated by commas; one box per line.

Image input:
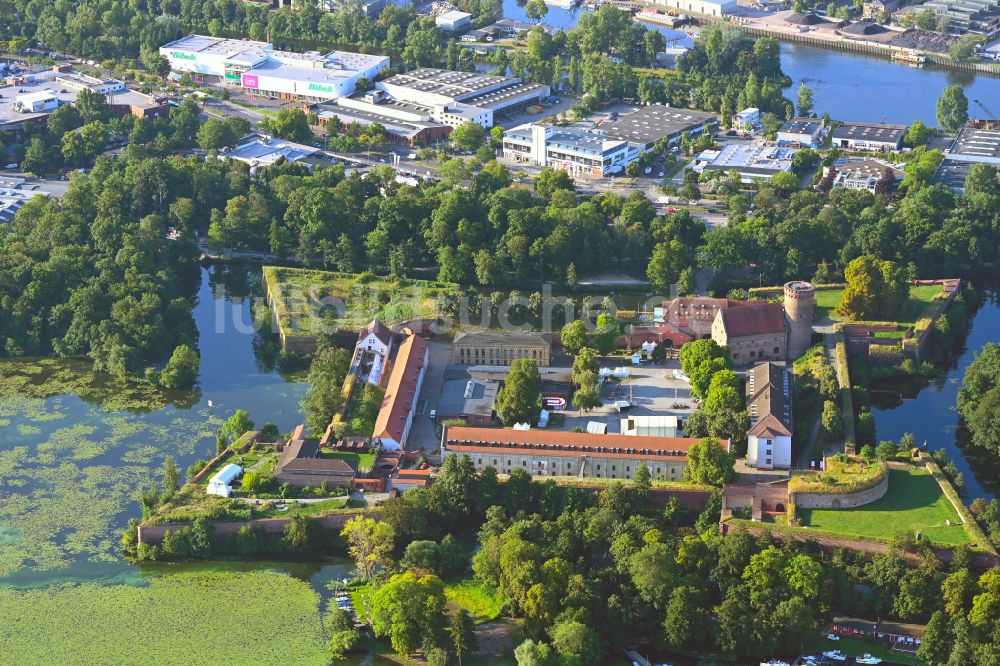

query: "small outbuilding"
left=206, top=463, right=243, bottom=497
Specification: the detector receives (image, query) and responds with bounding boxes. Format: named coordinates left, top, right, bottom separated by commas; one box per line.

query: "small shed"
left=206, top=463, right=243, bottom=497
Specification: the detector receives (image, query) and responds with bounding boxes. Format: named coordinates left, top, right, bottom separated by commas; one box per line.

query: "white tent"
left=614, top=366, right=632, bottom=378
left=599, top=367, right=613, bottom=378
left=513, top=422, right=531, bottom=431
left=206, top=463, right=243, bottom=498
left=586, top=421, right=608, bottom=434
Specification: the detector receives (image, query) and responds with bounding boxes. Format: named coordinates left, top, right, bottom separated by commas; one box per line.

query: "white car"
left=826, top=634, right=840, bottom=641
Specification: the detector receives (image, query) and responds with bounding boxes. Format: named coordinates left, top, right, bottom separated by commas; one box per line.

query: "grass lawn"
left=813, top=284, right=944, bottom=326
left=251, top=497, right=348, bottom=519
left=444, top=578, right=506, bottom=622
left=320, top=450, right=376, bottom=474
left=804, top=634, right=922, bottom=665
left=798, top=466, right=969, bottom=545
left=262, top=266, right=460, bottom=336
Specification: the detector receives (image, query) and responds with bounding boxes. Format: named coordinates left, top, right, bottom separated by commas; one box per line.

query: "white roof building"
left=621, top=415, right=680, bottom=438
left=436, top=10, right=472, bottom=30
left=206, top=463, right=243, bottom=497
left=223, top=136, right=321, bottom=169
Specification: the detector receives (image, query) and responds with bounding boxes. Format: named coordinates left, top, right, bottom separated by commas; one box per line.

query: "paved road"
left=407, top=340, right=452, bottom=454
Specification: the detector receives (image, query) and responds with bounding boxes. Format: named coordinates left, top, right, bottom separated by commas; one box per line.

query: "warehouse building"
left=651, top=0, right=737, bottom=16
left=832, top=122, right=907, bottom=152
left=776, top=117, right=825, bottom=147
left=946, top=121, right=1000, bottom=165
left=376, top=68, right=549, bottom=127
left=596, top=104, right=717, bottom=149
left=160, top=35, right=389, bottom=102
left=694, top=143, right=797, bottom=182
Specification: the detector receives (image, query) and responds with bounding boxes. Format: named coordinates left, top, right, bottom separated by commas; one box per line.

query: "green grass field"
left=0, top=571, right=327, bottom=665
left=804, top=634, right=922, bottom=665
left=444, top=578, right=506, bottom=622
left=813, top=284, right=943, bottom=325
left=798, top=466, right=969, bottom=545
left=320, top=450, right=376, bottom=474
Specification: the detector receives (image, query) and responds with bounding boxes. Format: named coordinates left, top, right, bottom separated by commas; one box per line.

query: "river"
left=0, top=264, right=358, bottom=591
left=871, top=293, right=1000, bottom=501
left=501, top=0, right=1000, bottom=123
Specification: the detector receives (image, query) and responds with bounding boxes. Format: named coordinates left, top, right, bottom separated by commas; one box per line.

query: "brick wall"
left=791, top=471, right=889, bottom=510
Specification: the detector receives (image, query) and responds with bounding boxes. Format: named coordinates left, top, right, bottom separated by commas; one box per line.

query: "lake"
left=0, top=264, right=332, bottom=587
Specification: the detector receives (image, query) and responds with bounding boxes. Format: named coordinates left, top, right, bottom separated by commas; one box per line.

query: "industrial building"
left=776, top=117, right=825, bottom=147
left=435, top=10, right=472, bottom=31
left=946, top=121, right=1000, bottom=165
left=596, top=105, right=718, bottom=149
left=832, top=122, right=907, bottom=152
left=745, top=362, right=794, bottom=470
left=160, top=35, right=389, bottom=102
left=442, top=426, right=727, bottom=480
left=376, top=68, right=550, bottom=127
left=502, top=123, right=633, bottom=177
left=651, top=0, right=737, bottom=16
left=922, top=0, right=999, bottom=36
left=694, top=143, right=797, bottom=182
left=222, top=136, right=322, bottom=169
left=437, top=376, right=500, bottom=426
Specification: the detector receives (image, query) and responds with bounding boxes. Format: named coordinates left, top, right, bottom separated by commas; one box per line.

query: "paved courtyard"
left=407, top=340, right=452, bottom=453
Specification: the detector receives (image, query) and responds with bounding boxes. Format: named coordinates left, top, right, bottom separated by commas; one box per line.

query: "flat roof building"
left=652, top=0, right=738, bottom=16
left=947, top=122, right=1000, bottom=164
left=695, top=143, right=797, bottom=182
left=777, top=117, right=825, bottom=147
left=438, top=376, right=500, bottom=426
left=223, top=136, right=321, bottom=169
left=160, top=35, right=389, bottom=102
left=503, top=123, right=634, bottom=177
left=596, top=104, right=717, bottom=149
left=832, top=122, right=907, bottom=152
left=376, top=68, right=549, bottom=127
left=436, top=10, right=472, bottom=31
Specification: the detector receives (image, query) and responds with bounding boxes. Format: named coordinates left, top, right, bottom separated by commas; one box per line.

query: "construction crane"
left=974, top=98, right=998, bottom=118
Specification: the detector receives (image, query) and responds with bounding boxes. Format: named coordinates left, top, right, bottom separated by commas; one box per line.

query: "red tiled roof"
left=443, top=426, right=722, bottom=460
left=748, top=413, right=792, bottom=438
left=359, top=318, right=393, bottom=346
left=718, top=302, right=785, bottom=337
left=372, top=334, right=429, bottom=444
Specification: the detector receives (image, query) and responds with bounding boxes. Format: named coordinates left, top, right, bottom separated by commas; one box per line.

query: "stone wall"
left=138, top=509, right=380, bottom=546
left=791, top=470, right=889, bottom=509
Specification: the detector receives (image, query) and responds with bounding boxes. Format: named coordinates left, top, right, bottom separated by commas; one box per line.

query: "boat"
left=892, top=49, right=926, bottom=66
left=760, top=660, right=791, bottom=666
left=822, top=651, right=847, bottom=662
left=856, top=655, right=883, bottom=665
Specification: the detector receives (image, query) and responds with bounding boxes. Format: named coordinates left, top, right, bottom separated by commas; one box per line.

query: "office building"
left=832, top=122, right=907, bottom=152
left=452, top=331, right=553, bottom=366
left=503, top=123, right=633, bottom=177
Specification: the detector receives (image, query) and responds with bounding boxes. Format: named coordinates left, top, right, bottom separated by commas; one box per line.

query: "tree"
left=514, top=639, right=556, bottom=666
left=905, top=120, right=932, bottom=148
left=161, top=456, right=180, bottom=500
left=75, top=88, right=111, bottom=123
left=937, top=85, right=969, bottom=132
left=301, top=346, right=351, bottom=433
left=450, top=609, right=478, bottom=665
left=548, top=619, right=603, bottom=666
left=560, top=320, right=588, bottom=355
left=155, top=344, right=200, bottom=389
left=61, top=121, right=108, bottom=167
left=403, top=540, right=442, bottom=574
left=526, top=0, right=549, bottom=21
left=341, top=516, right=396, bottom=580
left=534, top=167, right=574, bottom=197
left=495, top=359, right=542, bottom=426
left=370, top=571, right=447, bottom=655
left=326, top=604, right=361, bottom=660
left=451, top=121, right=486, bottom=152
left=821, top=399, right=842, bottom=441
left=796, top=83, right=814, bottom=117
left=686, top=437, right=736, bottom=486
left=220, top=409, right=254, bottom=444
left=262, top=108, right=313, bottom=143
left=21, top=136, right=57, bottom=176
left=196, top=117, right=238, bottom=151
left=663, top=585, right=708, bottom=647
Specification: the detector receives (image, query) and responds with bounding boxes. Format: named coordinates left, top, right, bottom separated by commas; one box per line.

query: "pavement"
left=407, top=340, right=453, bottom=453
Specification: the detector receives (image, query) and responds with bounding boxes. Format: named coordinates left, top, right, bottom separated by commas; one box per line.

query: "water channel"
left=501, top=0, right=1000, bottom=124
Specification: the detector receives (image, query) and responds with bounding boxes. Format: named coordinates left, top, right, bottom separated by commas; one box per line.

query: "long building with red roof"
left=441, top=425, right=728, bottom=482
left=372, top=332, right=429, bottom=451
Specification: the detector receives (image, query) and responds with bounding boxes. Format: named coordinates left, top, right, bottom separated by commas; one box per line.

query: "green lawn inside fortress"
left=812, top=283, right=944, bottom=326
left=0, top=358, right=220, bottom=576
left=798, top=466, right=969, bottom=545
left=0, top=571, right=327, bottom=666
left=262, top=266, right=460, bottom=336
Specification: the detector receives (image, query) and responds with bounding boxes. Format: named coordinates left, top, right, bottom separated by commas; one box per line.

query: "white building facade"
left=502, top=123, right=634, bottom=177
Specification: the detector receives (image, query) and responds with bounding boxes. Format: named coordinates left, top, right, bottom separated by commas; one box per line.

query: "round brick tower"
left=784, top=280, right=816, bottom=360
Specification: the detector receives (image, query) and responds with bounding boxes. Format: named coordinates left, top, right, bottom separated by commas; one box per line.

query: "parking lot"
left=558, top=364, right=696, bottom=435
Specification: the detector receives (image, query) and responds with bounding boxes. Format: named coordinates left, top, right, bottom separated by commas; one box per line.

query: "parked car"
left=429, top=409, right=437, bottom=420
